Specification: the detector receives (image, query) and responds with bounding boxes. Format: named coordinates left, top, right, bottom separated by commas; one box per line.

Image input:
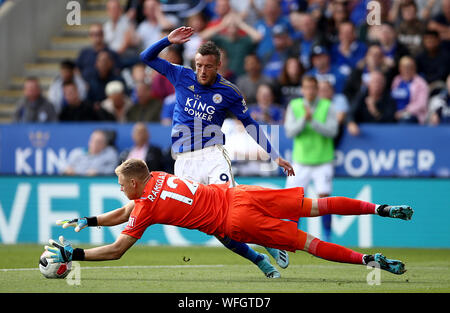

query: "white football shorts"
left=285, top=162, right=334, bottom=196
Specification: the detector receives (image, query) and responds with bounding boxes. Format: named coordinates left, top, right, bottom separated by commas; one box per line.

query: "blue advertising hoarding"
left=0, top=123, right=449, bottom=177
left=0, top=176, right=449, bottom=248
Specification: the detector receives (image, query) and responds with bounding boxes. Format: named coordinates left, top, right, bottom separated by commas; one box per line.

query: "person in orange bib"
left=50, top=159, right=413, bottom=275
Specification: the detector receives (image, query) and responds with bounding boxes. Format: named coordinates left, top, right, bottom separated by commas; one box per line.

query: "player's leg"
left=295, top=229, right=406, bottom=274
left=303, top=197, right=413, bottom=220
left=210, top=145, right=282, bottom=277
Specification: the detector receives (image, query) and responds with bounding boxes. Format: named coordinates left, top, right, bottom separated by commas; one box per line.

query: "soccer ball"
left=39, top=252, right=72, bottom=279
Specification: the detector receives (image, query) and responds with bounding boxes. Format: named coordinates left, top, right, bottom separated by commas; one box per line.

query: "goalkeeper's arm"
left=57, top=201, right=135, bottom=231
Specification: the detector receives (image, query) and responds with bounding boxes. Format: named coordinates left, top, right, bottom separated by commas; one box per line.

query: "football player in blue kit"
left=140, top=26, right=295, bottom=278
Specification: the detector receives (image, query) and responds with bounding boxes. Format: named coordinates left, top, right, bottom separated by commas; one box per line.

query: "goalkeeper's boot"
left=370, top=253, right=406, bottom=275
left=256, top=254, right=281, bottom=278
left=377, top=205, right=414, bottom=220
left=265, top=247, right=289, bottom=269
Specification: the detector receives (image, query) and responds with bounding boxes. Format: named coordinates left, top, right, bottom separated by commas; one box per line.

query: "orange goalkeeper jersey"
left=122, top=172, right=231, bottom=239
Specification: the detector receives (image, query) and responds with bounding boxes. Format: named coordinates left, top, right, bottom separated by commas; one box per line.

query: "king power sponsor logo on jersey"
left=184, top=94, right=216, bottom=122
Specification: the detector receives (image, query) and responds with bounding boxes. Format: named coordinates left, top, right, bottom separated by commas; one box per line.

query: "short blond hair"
left=115, top=158, right=149, bottom=181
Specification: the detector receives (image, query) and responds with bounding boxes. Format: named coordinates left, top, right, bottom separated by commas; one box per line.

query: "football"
left=39, top=252, right=72, bottom=279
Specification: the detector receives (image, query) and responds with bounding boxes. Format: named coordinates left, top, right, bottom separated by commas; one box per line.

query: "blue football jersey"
left=141, top=37, right=279, bottom=159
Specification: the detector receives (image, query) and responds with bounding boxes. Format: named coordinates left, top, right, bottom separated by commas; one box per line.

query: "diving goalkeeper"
left=46, top=159, right=413, bottom=275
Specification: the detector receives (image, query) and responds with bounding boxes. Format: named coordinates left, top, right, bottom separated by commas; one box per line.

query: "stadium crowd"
left=11, top=0, right=450, bottom=176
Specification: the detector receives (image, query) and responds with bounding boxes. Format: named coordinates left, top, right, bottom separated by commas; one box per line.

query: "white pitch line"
left=0, top=264, right=225, bottom=272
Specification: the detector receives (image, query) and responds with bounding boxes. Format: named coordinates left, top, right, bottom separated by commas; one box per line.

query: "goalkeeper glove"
left=56, top=216, right=97, bottom=232
left=44, top=236, right=73, bottom=263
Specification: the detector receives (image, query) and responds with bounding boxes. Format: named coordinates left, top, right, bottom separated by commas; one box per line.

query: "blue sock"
left=218, top=236, right=264, bottom=264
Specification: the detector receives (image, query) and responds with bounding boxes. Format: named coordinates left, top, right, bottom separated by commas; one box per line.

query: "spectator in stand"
left=160, top=93, right=176, bottom=126
left=101, top=80, right=133, bottom=123
left=284, top=75, right=338, bottom=242
left=183, top=12, right=208, bottom=67
left=324, top=0, right=350, bottom=45
left=125, top=0, right=146, bottom=25
left=119, top=122, right=166, bottom=171
left=217, top=49, right=237, bottom=83
left=344, top=44, right=396, bottom=104
left=59, top=81, right=113, bottom=122
left=63, top=129, right=119, bottom=176
left=261, top=24, right=297, bottom=80
left=428, top=0, right=450, bottom=50
left=200, top=12, right=262, bottom=77
left=48, top=60, right=88, bottom=115
left=428, top=74, right=450, bottom=125
left=236, top=53, right=274, bottom=104
left=76, top=23, right=121, bottom=81
left=347, top=71, right=396, bottom=137
left=204, top=0, right=234, bottom=34
left=14, top=77, right=57, bottom=123
left=330, top=21, right=367, bottom=79
left=375, top=22, right=410, bottom=72
left=290, top=12, right=326, bottom=70
left=391, top=56, right=429, bottom=124
left=395, top=0, right=426, bottom=57
left=415, top=30, right=450, bottom=90
left=127, top=82, right=162, bottom=122
left=85, top=50, right=127, bottom=105
left=249, top=83, right=284, bottom=125
left=275, top=56, right=304, bottom=107
left=103, top=0, right=139, bottom=67
left=307, top=44, right=347, bottom=94
left=132, top=0, right=177, bottom=50
left=254, top=0, right=294, bottom=61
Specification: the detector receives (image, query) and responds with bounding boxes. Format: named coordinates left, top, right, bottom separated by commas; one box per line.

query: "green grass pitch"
left=1, top=244, right=449, bottom=293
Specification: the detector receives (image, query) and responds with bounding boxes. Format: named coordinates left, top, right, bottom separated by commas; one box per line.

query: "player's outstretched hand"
left=44, top=235, right=73, bottom=263
left=168, top=26, right=194, bottom=45
left=276, top=157, right=295, bottom=176
left=56, top=218, right=88, bottom=232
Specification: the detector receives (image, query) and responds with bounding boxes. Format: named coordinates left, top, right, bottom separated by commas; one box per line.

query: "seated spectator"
left=396, top=0, right=426, bottom=57
left=48, top=59, right=88, bottom=115
left=427, top=0, right=450, bottom=50
left=324, top=0, right=350, bottom=45
left=124, top=0, right=145, bottom=25
left=14, top=77, right=57, bottom=123
left=101, top=80, right=133, bottom=123
left=127, top=82, right=162, bottom=122
left=254, top=0, right=294, bottom=61
left=415, top=30, right=450, bottom=89
left=63, top=129, right=119, bottom=176
left=217, top=49, right=236, bottom=83
left=85, top=50, right=127, bottom=105
left=59, top=81, right=113, bottom=122
left=119, top=122, right=166, bottom=171
left=236, top=53, right=274, bottom=104
left=261, top=24, right=297, bottom=80
left=330, top=21, right=367, bottom=78
left=76, top=23, right=121, bottom=81
left=132, top=0, right=177, bottom=50
left=290, top=12, right=326, bottom=70
left=183, top=12, right=208, bottom=67
left=391, top=56, right=429, bottom=124
left=275, top=56, right=304, bottom=107
left=200, top=12, right=262, bottom=77
left=248, top=83, right=284, bottom=125
left=103, top=0, right=139, bottom=67
left=307, top=45, right=347, bottom=94
left=375, top=22, right=410, bottom=71
left=428, top=74, right=450, bottom=125
left=344, top=44, right=396, bottom=104
left=347, top=71, right=396, bottom=136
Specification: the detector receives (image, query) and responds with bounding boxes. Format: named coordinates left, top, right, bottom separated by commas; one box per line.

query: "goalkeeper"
left=46, top=159, right=413, bottom=275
